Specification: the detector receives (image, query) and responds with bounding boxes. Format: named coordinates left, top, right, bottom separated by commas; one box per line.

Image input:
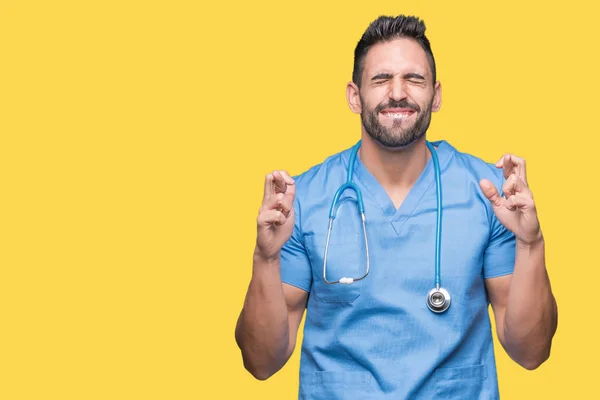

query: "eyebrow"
left=371, top=73, right=394, bottom=81
left=403, top=73, right=426, bottom=80
left=370, top=72, right=426, bottom=81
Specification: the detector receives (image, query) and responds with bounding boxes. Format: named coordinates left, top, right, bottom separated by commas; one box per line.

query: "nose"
left=389, top=77, right=407, bottom=102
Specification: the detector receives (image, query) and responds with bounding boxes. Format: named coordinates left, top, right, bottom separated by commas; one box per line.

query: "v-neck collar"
left=340, top=140, right=454, bottom=235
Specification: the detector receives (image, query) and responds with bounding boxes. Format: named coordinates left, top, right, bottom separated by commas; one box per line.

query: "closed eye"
left=404, top=73, right=426, bottom=85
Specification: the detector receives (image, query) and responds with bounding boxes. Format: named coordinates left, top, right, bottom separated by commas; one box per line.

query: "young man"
left=235, top=15, right=558, bottom=399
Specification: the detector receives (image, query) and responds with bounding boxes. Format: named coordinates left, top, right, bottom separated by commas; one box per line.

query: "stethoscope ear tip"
left=426, top=287, right=451, bottom=313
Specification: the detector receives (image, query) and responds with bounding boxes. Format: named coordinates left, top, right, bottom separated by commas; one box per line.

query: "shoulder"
left=287, top=146, right=354, bottom=225
left=291, top=146, right=352, bottom=191
left=438, top=140, right=505, bottom=190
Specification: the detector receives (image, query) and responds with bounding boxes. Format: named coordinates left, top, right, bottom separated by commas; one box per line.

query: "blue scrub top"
left=280, top=140, right=516, bottom=400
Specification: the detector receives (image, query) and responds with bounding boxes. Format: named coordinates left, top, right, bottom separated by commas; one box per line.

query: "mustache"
left=375, top=100, right=420, bottom=113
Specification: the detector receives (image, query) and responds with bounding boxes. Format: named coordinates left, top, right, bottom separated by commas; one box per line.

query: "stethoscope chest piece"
left=426, top=287, right=451, bottom=313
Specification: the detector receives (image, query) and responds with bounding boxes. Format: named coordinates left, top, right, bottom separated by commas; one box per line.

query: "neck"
left=358, top=133, right=431, bottom=190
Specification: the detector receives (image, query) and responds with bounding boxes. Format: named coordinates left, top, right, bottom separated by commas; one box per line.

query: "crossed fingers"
left=496, top=154, right=533, bottom=211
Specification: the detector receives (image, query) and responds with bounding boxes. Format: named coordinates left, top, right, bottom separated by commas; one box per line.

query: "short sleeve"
left=280, top=196, right=312, bottom=292
left=483, top=169, right=516, bottom=279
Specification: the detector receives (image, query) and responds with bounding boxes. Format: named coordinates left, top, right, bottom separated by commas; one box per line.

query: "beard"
left=360, top=97, right=433, bottom=149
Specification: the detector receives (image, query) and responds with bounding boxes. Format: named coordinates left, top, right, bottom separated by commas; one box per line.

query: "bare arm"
left=235, top=263, right=307, bottom=380
left=486, top=238, right=558, bottom=370
left=235, top=170, right=308, bottom=380
left=481, top=154, right=558, bottom=370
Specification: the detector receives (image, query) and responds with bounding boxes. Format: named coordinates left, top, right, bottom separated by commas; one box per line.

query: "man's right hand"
left=255, top=170, right=296, bottom=261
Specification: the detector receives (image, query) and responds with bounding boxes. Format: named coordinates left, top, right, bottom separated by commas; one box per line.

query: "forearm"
left=235, top=251, right=290, bottom=380
left=503, top=237, right=558, bottom=369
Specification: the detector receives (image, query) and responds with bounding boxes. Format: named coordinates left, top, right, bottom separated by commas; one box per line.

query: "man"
left=235, top=15, right=558, bottom=399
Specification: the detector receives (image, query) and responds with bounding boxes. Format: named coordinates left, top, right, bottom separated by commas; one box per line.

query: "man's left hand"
left=479, top=154, right=543, bottom=245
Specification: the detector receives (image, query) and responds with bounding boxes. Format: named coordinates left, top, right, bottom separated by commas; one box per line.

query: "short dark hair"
left=352, top=15, right=436, bottom=87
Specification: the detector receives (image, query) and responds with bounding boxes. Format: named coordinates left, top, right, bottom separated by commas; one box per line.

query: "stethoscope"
left=322, top=140, right=451, bottom=313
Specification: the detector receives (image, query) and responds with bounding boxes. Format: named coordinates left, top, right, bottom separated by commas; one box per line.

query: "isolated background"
left=1, top=0, right=598, bottom=398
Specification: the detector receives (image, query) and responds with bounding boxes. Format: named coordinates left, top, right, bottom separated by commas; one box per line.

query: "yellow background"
left=1, top=0, right=598, bottom=398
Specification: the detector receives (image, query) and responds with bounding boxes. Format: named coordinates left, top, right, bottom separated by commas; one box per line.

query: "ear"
left=432, top=81, right=442, bottom=112
left=346, top=82, right=362, bottom=114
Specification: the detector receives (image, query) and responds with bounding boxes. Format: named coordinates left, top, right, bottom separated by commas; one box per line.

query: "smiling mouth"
left=380, top=110, right=415, bottom=120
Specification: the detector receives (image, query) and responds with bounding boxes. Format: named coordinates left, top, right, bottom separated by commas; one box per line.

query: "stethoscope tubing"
left=322, top=139, right=450, bottom=313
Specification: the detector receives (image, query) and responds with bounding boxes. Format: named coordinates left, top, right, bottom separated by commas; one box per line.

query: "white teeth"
left=384, top=112, right=409, bottom=119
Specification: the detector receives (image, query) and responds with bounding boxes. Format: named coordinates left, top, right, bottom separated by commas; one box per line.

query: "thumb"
left=479, top=179, right=503, bottom=208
